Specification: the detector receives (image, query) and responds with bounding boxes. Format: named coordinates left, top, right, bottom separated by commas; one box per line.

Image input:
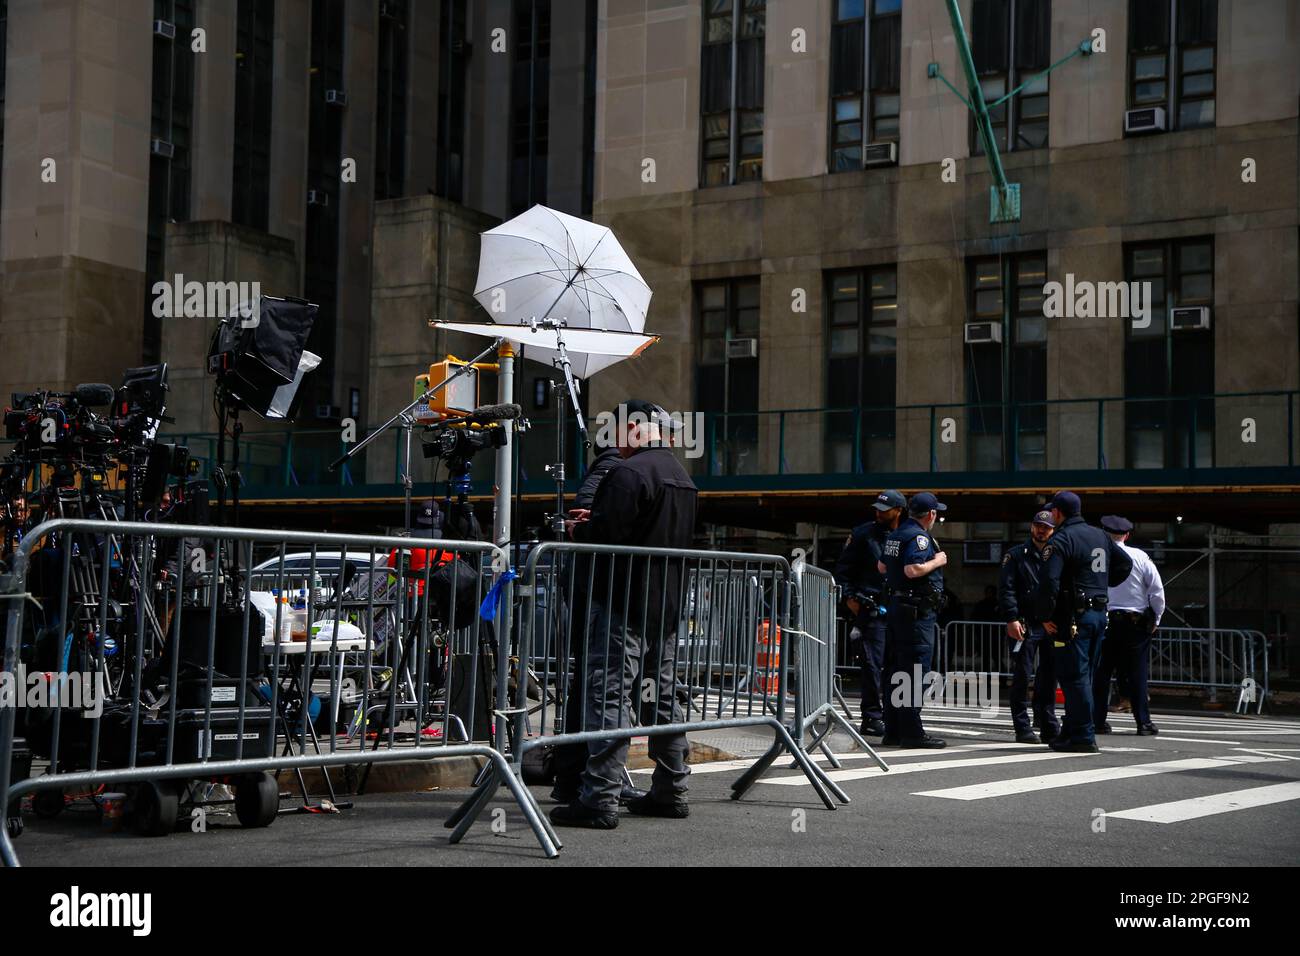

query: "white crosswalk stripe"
left=756, top=749, right=1095, bottom=786
left=1107, top=782, right=1300, bottom=824
left=913, top=754, right=1283, bottom=801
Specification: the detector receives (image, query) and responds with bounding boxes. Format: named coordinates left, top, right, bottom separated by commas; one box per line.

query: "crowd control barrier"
left=0, top=518, right=555, bottom=864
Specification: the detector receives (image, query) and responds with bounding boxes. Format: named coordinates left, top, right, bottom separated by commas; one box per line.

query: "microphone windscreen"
left=75, top=383, right=116, bottom=406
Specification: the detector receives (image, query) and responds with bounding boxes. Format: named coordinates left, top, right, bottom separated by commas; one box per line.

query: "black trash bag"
left=428, top=557, right=483, bottom=629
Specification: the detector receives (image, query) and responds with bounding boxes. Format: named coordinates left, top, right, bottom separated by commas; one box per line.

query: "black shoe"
left=549, top=783, right=579, bottom=804
left=1015, top=731, right=1042, bottom=744
left=549, top=802, right=619, bottom=829
left=1096, top=723, right=1113, bottom=734
left=619, top=785, right=649, bottom=806
left=900, top=735, right=946, bottom=749
left=1049, top=739, right=1099, bottom=753
left=626, top=795, right=689, bottom=819
left=1136, top=722, right=1160, bottom=736
left=878, top=736, right=901, bottom=747
left=1039, top=727, right=1060, bottom=745
left=860, top=718, right=887, bottom=737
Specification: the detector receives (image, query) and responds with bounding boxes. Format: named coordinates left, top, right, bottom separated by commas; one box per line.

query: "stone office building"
left=0, top=0, right=597, bottom=486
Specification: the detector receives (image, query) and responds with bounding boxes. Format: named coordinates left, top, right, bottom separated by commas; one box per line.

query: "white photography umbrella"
left=471, top=204, right=653, bottom=335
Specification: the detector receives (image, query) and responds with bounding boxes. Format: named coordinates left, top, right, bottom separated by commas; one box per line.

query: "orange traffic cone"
left=756, top=620, right=781, bottom=695
left=1055, top=686, right=1065, bottom=705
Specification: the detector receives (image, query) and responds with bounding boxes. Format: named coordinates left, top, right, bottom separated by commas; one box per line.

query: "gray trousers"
left=579, top=605, right=690, bottom=811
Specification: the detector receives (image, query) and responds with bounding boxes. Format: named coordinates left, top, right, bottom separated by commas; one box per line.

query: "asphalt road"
left=11, top=707, right=1300, bottom=867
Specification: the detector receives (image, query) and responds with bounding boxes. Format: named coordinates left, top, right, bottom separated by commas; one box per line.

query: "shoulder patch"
left=916, top=535, right=929, bottom=551
left=1042, top=544, right=1054, bottom=559
left=1001, top=552, right=1011, bottom=566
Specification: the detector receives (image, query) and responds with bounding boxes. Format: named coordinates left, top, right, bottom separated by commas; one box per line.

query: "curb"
left=284, top=738, right=740, bottom=796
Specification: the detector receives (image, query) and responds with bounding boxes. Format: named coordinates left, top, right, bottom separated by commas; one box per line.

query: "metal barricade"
left=443, top=541, right=851, bottom=850
left=1, top=518, right=557, bottom=864
left=1148, top=626, right=1269, bottom=712
left=938, top=620, right=1270, bottom=714
left=789, top=564, right=887, bottom=774
left=935, top=620, right=1013, bottom=679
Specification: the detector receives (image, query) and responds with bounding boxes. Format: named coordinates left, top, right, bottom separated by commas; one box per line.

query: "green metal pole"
left=942, top=0, right=1014, bottom=214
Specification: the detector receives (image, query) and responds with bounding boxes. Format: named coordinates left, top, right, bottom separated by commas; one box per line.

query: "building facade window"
left=436, top=0, right=469, bottom=203
left=970, top=0, right=1050, bottom=155
left=510, top=0, right=551, bottom=214
left=700, top=0, right=765, bottom=187
left=965, top=253, right=1048, bottom=470
left=1128, top=0, right=1217, bottom=129
left=829, top=0, right=900, bottom=172
left=826, top=266, right=897, bottom=472
left=0, top=0, right=8, bottom=217
left=375, top=0, right=409, bottom=200
left=144, top=0, right=196, bottom=364
left=232, top=0, right=274, bottom=230
left=1124, top=238, right=1215, bottom=469
left=697, top=278, right=760, bottom=474
left=304, top=0, right=345, bottom=413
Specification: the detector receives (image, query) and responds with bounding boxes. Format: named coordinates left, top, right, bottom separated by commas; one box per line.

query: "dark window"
left=144, top=0, right=196, bottom=364
left=375, top=0, right=409, bottom=200
left=1128, top=0, right=1216, bottom=129
left=1124, top=238, right=1215, bottom=469
left=0, top=0, right=8, bottom=217
left=436, top=0, right=468, bottom=202
left=825, top=266, right=897, bottom=472
left=510, top=0, right=551, bottom=214
left=970, top=0, right=1049, bottom=155
left=965, top=254, right=1048, bottom=470
left=304, top=0, right=345, bottom=411
left=830, top=0, right=900, bottom=172
left=701, top=0, right=765, bottom=187
left=232, top=0, right=274, bottom=230
left=696, top=278, right=761, bottom=474
left=581, top=0, right=597, bottom=216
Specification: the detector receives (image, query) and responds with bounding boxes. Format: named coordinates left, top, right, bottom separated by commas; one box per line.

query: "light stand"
left=530, top=318, right=589, bottom=540
left=328, top=336, right=501, bottom=533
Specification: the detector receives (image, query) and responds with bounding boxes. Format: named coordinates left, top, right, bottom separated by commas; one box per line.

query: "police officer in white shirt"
left=1094, top=515, right=1165, bottom=736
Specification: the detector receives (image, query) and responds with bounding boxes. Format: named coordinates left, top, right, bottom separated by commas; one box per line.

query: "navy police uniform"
left=1034, top=492, right=1133, bottom=749
left=880, top=493, right=947, bottom=746
left=832, top=490, right=906, bottom=728
left=997, top=513, right=1060, bottom=742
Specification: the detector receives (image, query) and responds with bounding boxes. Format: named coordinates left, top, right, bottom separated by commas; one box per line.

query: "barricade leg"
left=822, top=706, right=890, bottom=772
left=730, top=721, right=837, bottom=809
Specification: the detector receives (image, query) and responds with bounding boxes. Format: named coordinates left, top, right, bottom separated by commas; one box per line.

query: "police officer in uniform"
left=878, top=491, right=948, bottom=749
left=1095, top=515, right=1165, bottom=737
left=833, top=489, right=907, bottom=738
left=1034, top=491, right=1133, bottom=753
left=997, top=510, right=1061, bottom=745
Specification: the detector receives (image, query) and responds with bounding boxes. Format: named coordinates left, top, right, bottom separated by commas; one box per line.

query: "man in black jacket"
left=833, top=489, right=906, bottom=737
left=551, top=400, right=698, bottom=829
left=997, top=509, right=1060, bottom=744
left=1034, top=491, right=1133, bottom=753
left=549, top=441, right=648, bottom=806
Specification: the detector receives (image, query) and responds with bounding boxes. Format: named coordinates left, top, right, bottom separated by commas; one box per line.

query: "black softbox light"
left=207, top=295, right=317, bottom=416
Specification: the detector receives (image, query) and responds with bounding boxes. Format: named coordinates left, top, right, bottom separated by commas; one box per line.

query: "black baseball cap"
left=621, top=399, right=676, bottom=430
left=1100, top=514, right=1133, bottom=534
left=1047, top=490, right=1081, bottom=518
left=415, top=499, right=441, bottom=527
left=873, top=489, right=907, bottom=512
left=909, top=491, right=946, bottom=515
